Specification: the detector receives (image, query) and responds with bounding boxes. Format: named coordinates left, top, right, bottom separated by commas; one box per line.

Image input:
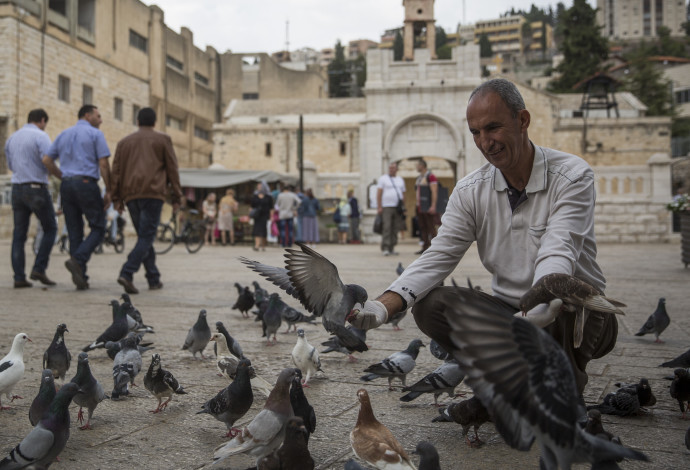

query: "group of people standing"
left=201, top=189, right=239, bottom=246
left=7, top=105, right=182, bottom=294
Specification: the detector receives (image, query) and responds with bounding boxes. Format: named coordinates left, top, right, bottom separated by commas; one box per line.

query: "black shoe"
left=117, top=277, right=139, bottom=294
left=30, top=271, right=56, bottom=286
left=149, top=282, right=163, bottom=290
left=14, top=280, right=33, bottom=288
left=65, top=258, right=88, bottom=290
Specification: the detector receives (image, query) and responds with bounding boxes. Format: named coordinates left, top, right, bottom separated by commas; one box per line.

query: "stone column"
left=403, top=22, right=414, bottom=61
left=426, top=21, right=436, bottom=59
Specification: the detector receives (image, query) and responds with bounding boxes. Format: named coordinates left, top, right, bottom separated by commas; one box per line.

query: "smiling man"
left=350, top=78, right=617, bottom=395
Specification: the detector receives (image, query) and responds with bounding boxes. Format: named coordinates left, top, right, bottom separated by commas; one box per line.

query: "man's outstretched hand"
left=348, top=300, right=389, bottom=330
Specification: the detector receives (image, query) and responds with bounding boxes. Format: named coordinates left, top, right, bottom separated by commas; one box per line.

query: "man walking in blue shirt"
left=43, top=105, right=112, bottom=290
left=6, top=109, right=57, bottom=288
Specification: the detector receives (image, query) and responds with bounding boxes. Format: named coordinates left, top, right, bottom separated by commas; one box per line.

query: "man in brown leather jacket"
left=111, top=107, right=182, bottom=294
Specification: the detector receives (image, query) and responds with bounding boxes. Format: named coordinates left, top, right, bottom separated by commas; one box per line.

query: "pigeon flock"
left=0, top=241, right=689, bottom=469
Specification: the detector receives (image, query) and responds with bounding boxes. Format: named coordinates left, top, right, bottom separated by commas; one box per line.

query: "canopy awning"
left=178, top=169, right=298, bottom=189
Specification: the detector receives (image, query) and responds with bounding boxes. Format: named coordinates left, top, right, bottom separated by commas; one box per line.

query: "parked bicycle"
left=95, top=215, right=126, bottom=254
left=32, top=219, right=68, bottom=255
left=154, top=209, right=204, bottom=254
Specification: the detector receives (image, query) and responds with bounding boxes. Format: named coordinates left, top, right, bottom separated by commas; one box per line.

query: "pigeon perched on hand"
left=400, top=359, right=465, bottom=406
left=361, top=339, right=425, bottom=390
left=120, top=293, right=154, bottom=334
left=0, top=332, right=32, bottom=410
left=413, top=441, right=441, bottom=470
left=321, top=326, right=367, bottom=362
left=70, top=352, right=108, bottom=430
left=431, top=396, right=491, bottom=447
left=442, top=286, right=648, bottom=470
left=213, top=368, right=298, bottom=466
left=240, top=242, right=369, bottom=352
left=83, top=300, right=129, bottom=352
left=29, top=370, right=56, bottom=426
left=0, top=382, right=81, bottom=469
left=232, top=282, right=255, bottom=319
left=43, top=323, right=71, bottom=381
left=519, top=273, right=626, bottom=348
left=670, top=368, right=690, bottom=419
left=111, top=334, right=143, bottom=399
left=143, top=353, right=186, bottom=413
left=290, top=369, right=316, bottom=443
left=291, top=329, right=322, bottom=386
left=659, top=348, right=690, bottom=368
left=198, top=358, right=254, bottom=437
left=214, top=321, right=244, bottom=359
left=257, top=416, right=315, bottom=470
left=182, top=309, right=211, bottom=359
left=635, top=297, right=671, bottom=343
left=350, top=388, right=416, bottom=470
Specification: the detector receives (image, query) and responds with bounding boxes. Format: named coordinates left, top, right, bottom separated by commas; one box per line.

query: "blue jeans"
left=60, top=177, right=106, bottom=280
left=120, top=198, right=162, bottom=286
left=278, top=218, right=294, bottom=247
left=11, top=184, right=57, bottom=282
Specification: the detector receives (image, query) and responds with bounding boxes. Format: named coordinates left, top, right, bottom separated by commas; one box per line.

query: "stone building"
left=596, top=0, right=687, bottom=40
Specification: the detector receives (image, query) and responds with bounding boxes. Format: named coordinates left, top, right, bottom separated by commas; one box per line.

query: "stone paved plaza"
left=0, top=237, right=688, bottom=469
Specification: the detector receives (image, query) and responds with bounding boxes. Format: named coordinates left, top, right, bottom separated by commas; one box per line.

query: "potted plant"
left=667, top=193, right=690, bottom=268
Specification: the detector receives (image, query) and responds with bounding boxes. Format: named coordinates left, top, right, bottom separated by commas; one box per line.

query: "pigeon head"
left=121, top=335, right=138, bottom=349
left=405, top=339, right=426, bottom=358
left=675, top=368, right=689, bottom=379
left=11, top=333, right=32, bottom=352
left=121, top=293, right=131, bottom=304
left=639, top=378, right=650, bottom=389
left=41, top=368, right=54, bottom=383
left=297, top=329, right=305, bottom=338
left=215, top=321, right=224, bottom=330
left=56, top=323, right=69, bottom=334
left=265, top=368, right=298, bottom=411
left=355, top=388, right=377, bottom=424
left=659, top=298, right=666, bottom=304
left=347, top=284, right=368, bottom=308
left=199, top=309, right=207, bottom=318
left=150, top=353, right=161, bottom=367
left=109, top=299, right=119, bottom=307
left=285, top=416, right=308, bottom=441
left=210, top=333, right=226, bottom=345
left=587, top=409, right=602, bottom=424
left=77, top=352, right=89, bottom=364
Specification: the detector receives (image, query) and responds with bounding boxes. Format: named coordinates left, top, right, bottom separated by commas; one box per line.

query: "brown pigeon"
left=257, top=416, right=314, bottom=470
left=431, top=396, right=490, bottom=447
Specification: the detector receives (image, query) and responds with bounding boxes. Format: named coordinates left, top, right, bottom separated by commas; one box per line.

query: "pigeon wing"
left=0, top=360, right=14, bottom=373
left=10, top=424, right=55, bottom=465
left=239, top=258, right=301, bottom=300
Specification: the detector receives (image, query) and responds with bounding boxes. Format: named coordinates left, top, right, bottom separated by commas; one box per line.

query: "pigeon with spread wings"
left=240, top=242, right=368, bottom=352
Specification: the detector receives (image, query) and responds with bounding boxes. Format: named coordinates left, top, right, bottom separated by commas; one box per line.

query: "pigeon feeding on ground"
left=320, top=326, right=367, bottom=362
left=660, top=348, right=690, bottom=368
left=182, top=309, right=211, bottom=359
left=0, top=382, right=81, bottom=469
left=670, top=368, right=690, bottom=419
left=104, top=334, right=154, bottom=361
left=413, top=441, right=441, bottom=470
left=291, top=329, right=322, bottom=386
left=198, top=358, right=254, bottom=437
left=111, top=334, right=143, bottom=399
left=431, top=395, right=491, bottom=447
left=43, top=323, right=71, bottom=381
left=360, top=339, right=425, bottom=390
left=385, top=309, right=408, bottom=331
left=257, top=416, right=315, bottom=470
left=232, top=282, right=255, bottom=319
left=0, top=332, right=32, bottom=410
left=214, top=321, right=244, bottom=359
left=261, top=293, right=284, bottom=345
left=290, top=369, right=316, bottom=443
left=240, top=242, right=369, bottom=352
left=120, top=293, right=154, bottom=334
left=29, top=370, right=56, bottom=426
left=400, top=359, right=465, bottom=406
left=253, top=280, right=269, bottom=301
left=614, top=379, right=656, bottom=409
left=83, top=300, right=129, bottom=352
left=519, top=273, right=626, bottom=348
left=70, top=352, right=108, bottom=430
left=635, top=297, right=671, bottom=343
left=429, top=339, right=452, bottom=362
left=213, top=368, right=298, bottom=466
left=143, top=353, right=186, bottom=413
left=350, top=388, right=416, bottom=470
left=281, top=305, right=317, bottom=333
left=442, top=285, right=648, bottom=469
left=209, top=333, right=273, bottom=397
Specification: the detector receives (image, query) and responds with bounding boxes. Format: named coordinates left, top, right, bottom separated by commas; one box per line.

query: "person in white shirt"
left=376, top=162, right=406, bottom=256
left=351, top=78, right=617, bottom=395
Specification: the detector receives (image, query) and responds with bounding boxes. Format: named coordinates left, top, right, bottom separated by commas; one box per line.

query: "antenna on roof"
left=286, top=20, right=290, bottom=53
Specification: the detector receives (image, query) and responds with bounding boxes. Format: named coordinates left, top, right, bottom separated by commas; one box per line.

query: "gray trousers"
left=380, top=207, right=400, bottom=252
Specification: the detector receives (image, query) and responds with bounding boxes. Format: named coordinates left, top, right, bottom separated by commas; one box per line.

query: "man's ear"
left=519, top=109, right=531, bottom=131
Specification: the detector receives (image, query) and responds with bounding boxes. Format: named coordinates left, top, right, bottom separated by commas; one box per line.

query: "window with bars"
left=166, top=55, right=184, bottom=71
left=82, top=84, right=93, bottom=105
left=129, top=29, right=148, bottom=53
left=58, top=75, right=70, bottom=102
left=114, top=98, right=123, bottom=121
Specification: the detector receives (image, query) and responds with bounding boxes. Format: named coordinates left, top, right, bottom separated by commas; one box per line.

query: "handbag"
left=373, top=213, right=383, bottom=234
left=389, top=175, right=406, bottom=220
left=249, top=208, right=258, bottom=218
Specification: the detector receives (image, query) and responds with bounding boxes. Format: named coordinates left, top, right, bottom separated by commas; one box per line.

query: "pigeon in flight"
left=350, top=388, right=416, bottom=470
left=412, top=441, right=441, bottom=470
left=400, top=359, right=465, bottom=406
left=361, top=339, right=425, bottom=390
left=182, top=309, right=211, bottom=359
left=240, top=242, right=368, bottom=352
left=29, top=370, right=56, bottom=426
left=232, top=282, right=255, bottom=319
left=431, top=396, right=491, bottom=447
left=291, top=329, right=322, bottom=386
left=83, top=300, right=129, bottom=352
left=70, top=352, right=108, bottom=430
left=320, top=326, right=367, bottom=362
left=670, top=368, right=690, bottom=419
left=442, top=286, right=648, bottom=470
left=289, top=369, right=316, bottom=443
left=659, top=348, right=690, bottom=368
left=635, top=298, right=671, bottom=343
left=143, top=353, right=186, bottom=413
left=257, top=416, right=315, bottom=470
left=0, top=332, right=32, bottom=410
left=519, top=273, right=626, bottom=348
left=43, top=323, right=71, bottom=381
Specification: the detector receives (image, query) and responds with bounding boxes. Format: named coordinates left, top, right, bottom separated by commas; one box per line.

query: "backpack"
left=333, top=206, right=342, bottom=223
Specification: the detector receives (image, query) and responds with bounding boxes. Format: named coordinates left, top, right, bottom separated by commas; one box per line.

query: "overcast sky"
left=143, top=0, right=591, bottom=54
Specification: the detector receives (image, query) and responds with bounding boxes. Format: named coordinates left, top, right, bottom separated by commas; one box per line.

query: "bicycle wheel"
left=113, top=233, right=125, bottom=253
left=154, top=224, right=175, bottom=255
left=185, top=222, right=205, bottom=253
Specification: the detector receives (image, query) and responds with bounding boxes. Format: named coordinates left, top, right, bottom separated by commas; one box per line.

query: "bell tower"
left=403, top=0, right=436, bottom=60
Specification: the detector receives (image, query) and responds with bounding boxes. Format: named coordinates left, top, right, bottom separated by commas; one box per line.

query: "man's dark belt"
left=63, top=175, right=97, bottom=182
left=15, top=182, right=47, bottom=188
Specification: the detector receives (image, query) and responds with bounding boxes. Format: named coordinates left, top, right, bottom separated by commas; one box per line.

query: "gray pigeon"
left=29, top=370, right=56, bottom=426
left=143, top=353, right=186, bottom=413
left=182, top=309, right=211, bottom=359
left=262, top=293, right=284, bottom=345
left=396, top=262, right=404, bottom=276
left=240, top=242, right=369, bottom=352
left=360, top=339, right=425, bottom=390
left=111, top=335, right=142, bottom=399
left=0, top=382, right=81, bottom=469
left=635, top=297, right=671, bottom=343
left=442, top=286, right=648, bottom=470
left=214, top=321, right=244, bottom=359
left=232, top=282, right=255, bottom=319
left=198, top=358, right=254, bottom=437
left=413, top=441, right=441, bottom=470
left=281, top=305, right=317, bottom=333
left=111, top=363, right=135, bottom=400
left=519, top=273, right=626, bottom=348
left=70, top=352, right=108, bottom=430
left=213, top=368, right=298, bottom=466
left=614, top=378, right=656, bottom=408
left=320, top=326, right=367, bottom=362
left=587, top=387, right=641, bottom=417
left=429, top=339, right=452, bottom=362
left=120, top=293, right=154, bottom=334
left=344, top=459, right=366, bottom=470
left=253, top=280, right=269, bottom=302
left=431, top=396, right=491, bottom=447
left=400, top=359, right=465, bottom=406
left=43, top=324, right=71, bottom=381
left=82, top=300, right=129, bottom=352
left=104, top=335, right=154, bottom=361
left=660, top=348, right=690, bottom=368
left=385, top=309, right=407, bottom=331
left=584, top=409, right=619, bottom=443
left=257, top=416, right=314, bottom=470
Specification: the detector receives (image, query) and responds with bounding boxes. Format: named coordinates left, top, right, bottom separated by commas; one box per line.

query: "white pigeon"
left=210, top=333, right=273, bottom=396
left=291, top=329, right=322, bottom=386
left=0, top=333, right=32, bottom=410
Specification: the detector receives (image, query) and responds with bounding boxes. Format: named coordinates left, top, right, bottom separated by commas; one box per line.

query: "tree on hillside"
left=549, top=0, right=608, bottom=92
left=393, top=30, right=404, bottom=61
left=655, top=26, right=686, bottom=57
left=623, top=43, right=673, bottom=116
left=436, top=26, right=452, bottom=59
left=479, top=33, right=492, bottom=58
left=328, top=41, right=349, bottom=98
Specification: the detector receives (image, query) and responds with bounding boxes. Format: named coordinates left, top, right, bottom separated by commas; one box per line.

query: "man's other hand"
left=348, top=300, right=388, bottom=330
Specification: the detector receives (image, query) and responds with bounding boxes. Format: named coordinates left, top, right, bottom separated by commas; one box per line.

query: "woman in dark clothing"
left=251, top=182, right=274, bottom=251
